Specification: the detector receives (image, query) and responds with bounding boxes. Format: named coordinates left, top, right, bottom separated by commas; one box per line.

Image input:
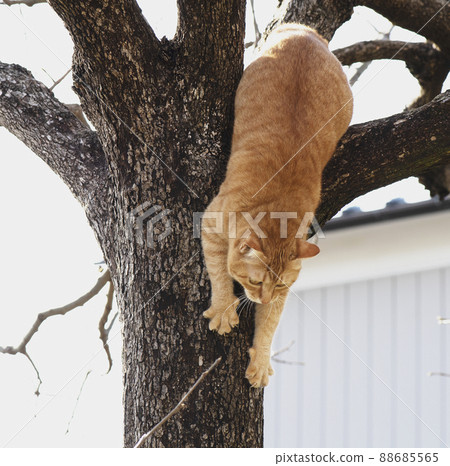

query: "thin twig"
left=271, top=357, right=305, bottom=366
left=134, top=357, right=222, bottom=448
left=65, top=370, right=92, bottom=434
left=23, top=351, right=43, bottom=396
left=49, top=68, right=71, bottom=91
left=271, top=340, right=295, bottom=358
left=338, top=25, right=395, bottom=87
left=249, top=0, right=261, bottom=47
left=271, top=340, right=305, bottom=366
left=437, top=316, right=450, bottom=324
left=428, top=372, right=450, bottom=377
left=98, top=280, right=115, bottom=373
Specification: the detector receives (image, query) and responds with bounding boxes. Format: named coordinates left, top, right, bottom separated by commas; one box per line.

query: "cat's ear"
left=294, top=238, right=320, bottom=259
left=238, top=232, right=263, bottom=254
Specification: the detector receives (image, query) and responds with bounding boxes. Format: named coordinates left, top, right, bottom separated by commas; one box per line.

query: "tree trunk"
left=43, top=0, right=264, bottom=448
left=1, top=0, right=449, bottom=449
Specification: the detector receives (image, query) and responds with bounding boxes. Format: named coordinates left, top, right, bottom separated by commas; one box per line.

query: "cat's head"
left=228, top=232, right=319, bottom=304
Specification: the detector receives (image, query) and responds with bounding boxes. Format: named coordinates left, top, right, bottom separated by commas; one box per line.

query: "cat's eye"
left=249, top=278, right=263, bottom=286
left=275, top=283, right=287, bottom=288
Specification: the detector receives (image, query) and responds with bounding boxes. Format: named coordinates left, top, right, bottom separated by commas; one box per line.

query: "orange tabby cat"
left=202, top=24, right=353, bottom=388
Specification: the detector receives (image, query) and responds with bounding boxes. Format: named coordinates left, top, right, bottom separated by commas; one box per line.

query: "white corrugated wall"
left=264, top=266, right=450, bottom=447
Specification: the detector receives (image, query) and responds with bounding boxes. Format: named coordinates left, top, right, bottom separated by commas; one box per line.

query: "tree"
left=0, top=0, right=448, bottom=448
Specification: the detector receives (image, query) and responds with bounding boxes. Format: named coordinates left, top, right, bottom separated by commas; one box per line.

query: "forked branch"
left=359, top=0, right=450, bottom=56
left=0, top=270, right=112, bottom=394
left=334, top=40, right=449, bottom=104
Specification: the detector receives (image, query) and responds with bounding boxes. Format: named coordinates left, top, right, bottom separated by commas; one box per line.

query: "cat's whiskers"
left=238, top=295, right=253, bottom=318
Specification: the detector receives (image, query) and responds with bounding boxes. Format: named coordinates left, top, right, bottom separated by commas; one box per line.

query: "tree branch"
left=334, top=40, right=450, bottom=105
left=0, top=0, right=46, bottom=5
left=266, top=0, right=354, bottom=41
left=175, top=0, right=245, bottom=59
left=0, top=270, right=112, bottom=394
left=249, top=0, right=261, bottom=46
left=46, top=0, right=166, bottom=128
left=359, top=0, right=450, bottom=57
left=174, top=0, right=246, bottom=118
left=0, top=62, right=110, bottom=209
left=335, top=40, right=449, bottom=202
left=333, top=40, right=448, bottom=78
left=134, top=357, right=222, bottom=448
left=48, top=68, right=71, bottom=92
left=318, top=90, right=450, bottom=225
left=271, top=340, right=305, bottom=366
left=98, top=280, right=116, bottom=374
left=348, top=61, right=371, bottom=86
left=0, top=270, right=111, bottom=357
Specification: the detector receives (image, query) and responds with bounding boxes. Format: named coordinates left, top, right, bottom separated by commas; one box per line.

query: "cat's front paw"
left=203, top=298, right=240, bottom=335
left=245, top=347, right=274, bottom=388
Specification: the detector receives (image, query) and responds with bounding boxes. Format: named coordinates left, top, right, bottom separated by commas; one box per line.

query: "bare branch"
left=428, top=372, right=450, bottom=377
left=335, top=40, right=449, bottom=90
left=0, top=62, right=110, bottom=209
left=23, top=351, right=43, bottom=396
left=98, top=280, right=115, bottom=373
left=349, top=61, right=371, bottom=86
left=334, top=40, right=446, bottom=69
left=359, top=0, right=450, bottom=56
left=318, top=90, right=450, bottom=225
left=47, top=0, right=165, bottom=131
left=271, top=340, right=305, bottom=366
left=329, top=42, right=448, bottom=197
left=0, top=0, right=46, bottom=5
left=265, top=0, right=354, bottom=41
left=272, top=357, right=305, bottom=366
left=334, top=39, right=449, bottom=105
left=437, top=316, right=450, bottom=324
left=249, top=0, right=261, bottom=47
left=134, top=357, right=222, bottom=448
left=344, top=25, right=395, bottom=87
left=271, top=340, right=295, bottom=358
left=48, top=68, right=71, bottom=91
left=0, top=271, right=111, bottom=392
left=0, top=270, right=111, bottom=357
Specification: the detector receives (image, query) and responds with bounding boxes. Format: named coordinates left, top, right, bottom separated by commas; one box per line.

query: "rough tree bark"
left=0, top=0, right=449, bottom=447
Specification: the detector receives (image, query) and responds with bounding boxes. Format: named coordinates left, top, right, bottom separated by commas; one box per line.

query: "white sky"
left=0, top=0, right=446, bottom=448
